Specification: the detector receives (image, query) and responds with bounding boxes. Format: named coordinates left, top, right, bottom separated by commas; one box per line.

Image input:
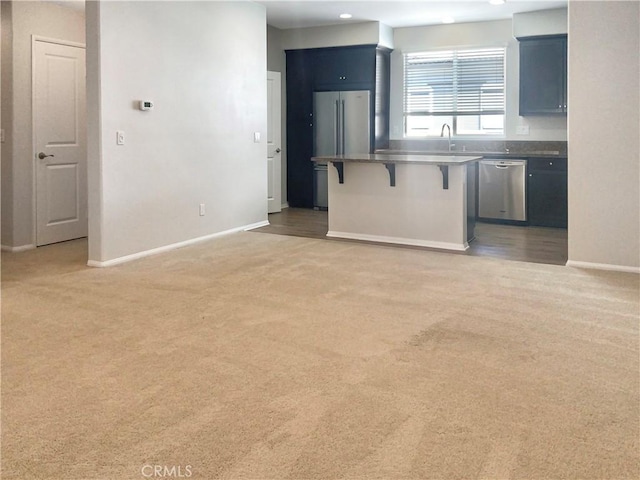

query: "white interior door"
left=267, top=71, right=282, bottom=214
left=34, top=39, right=87, bottom=246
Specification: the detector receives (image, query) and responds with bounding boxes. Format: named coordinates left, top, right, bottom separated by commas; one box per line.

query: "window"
left=403, top=47, right=505, bottom=137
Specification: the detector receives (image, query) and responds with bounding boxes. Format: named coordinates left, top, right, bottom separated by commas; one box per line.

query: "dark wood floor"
left=251, top=208, right=568, bottom=266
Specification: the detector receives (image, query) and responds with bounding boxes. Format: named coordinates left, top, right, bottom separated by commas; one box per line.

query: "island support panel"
left=327, top=162, right=470, bottom=250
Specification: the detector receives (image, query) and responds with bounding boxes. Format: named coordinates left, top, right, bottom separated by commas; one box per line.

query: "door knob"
left=275, top=148, right=281, bottom=153
left=38, top=152, right=54, bottom=160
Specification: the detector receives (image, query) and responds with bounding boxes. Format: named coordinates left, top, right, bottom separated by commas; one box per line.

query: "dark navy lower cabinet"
left=527, top=158, right=568, bottom=228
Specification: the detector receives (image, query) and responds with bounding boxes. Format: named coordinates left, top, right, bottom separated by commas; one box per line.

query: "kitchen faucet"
left=440, top=123, right=454, bottom=152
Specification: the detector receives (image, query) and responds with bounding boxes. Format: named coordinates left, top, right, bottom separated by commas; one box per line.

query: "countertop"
left=376, top=149, right=566, bottom=159
left=311, top=153, right=482, bottom=165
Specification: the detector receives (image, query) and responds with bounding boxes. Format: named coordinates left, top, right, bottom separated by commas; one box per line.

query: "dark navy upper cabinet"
left=519, top=35, right=567, bottom=116
left=313, top=46, right=377, bottom=90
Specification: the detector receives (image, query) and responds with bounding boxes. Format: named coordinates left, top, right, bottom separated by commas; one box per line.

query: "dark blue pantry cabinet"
left=285, top=45, right=391, bottom=208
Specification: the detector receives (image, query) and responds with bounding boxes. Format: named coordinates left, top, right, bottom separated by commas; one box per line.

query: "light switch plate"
left=516, top=125, right=530, bottom=135
left=116, top=131, right=125, bottom=145
left=253, top=132, right=261, bottom=143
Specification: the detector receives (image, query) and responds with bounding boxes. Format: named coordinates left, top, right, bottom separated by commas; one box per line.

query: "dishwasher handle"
left=481, top=159, right=528, bottom=167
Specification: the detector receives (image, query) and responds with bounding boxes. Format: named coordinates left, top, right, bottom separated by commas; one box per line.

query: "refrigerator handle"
left=335, top=100, right=340, bottom=155
left=341, top=99, right=346, bottom=155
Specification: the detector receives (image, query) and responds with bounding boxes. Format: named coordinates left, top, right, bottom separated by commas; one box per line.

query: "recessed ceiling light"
left=339, top=13, right=352, bottom=19
left=489, top=0, right=505, bottom=5
left=442, top=16, right=455, bottom=24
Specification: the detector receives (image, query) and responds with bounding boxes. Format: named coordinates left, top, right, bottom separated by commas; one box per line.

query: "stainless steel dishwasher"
left=478, top=159, right=527, bottom=222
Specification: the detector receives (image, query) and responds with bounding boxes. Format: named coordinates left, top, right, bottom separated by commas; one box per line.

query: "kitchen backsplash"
left=388, top=139, right=568, bottom=156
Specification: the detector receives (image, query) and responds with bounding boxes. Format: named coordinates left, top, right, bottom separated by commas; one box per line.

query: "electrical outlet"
left=199, top=203, right=205, bottom=216
left=0, top=129, right=5, bottom=143
left=116, top=131, right=125, bottom=145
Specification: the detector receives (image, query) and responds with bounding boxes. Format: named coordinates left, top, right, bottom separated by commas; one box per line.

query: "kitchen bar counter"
left=312, top=153, right=482, bottom=165
left=312, top=154, right=482, bottom=189
left=312, top=153, right=480, bottom=251
left=375, top=149, right=565, bottom=159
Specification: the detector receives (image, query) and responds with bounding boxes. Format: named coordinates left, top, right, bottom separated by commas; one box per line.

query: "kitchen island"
left=311, top=153, right=482, bottom=251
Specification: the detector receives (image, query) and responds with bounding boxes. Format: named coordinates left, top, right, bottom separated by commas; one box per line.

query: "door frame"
left=267, top=70, right=282, bottom=214
left=31, top=35, right=87, bottom=246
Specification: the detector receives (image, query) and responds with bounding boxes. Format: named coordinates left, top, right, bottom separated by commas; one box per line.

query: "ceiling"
left=47, top=0, right=568, bottom=30
left=256, top=0, right=567, bottom=30
left=47, top=0, right=85, bottom=12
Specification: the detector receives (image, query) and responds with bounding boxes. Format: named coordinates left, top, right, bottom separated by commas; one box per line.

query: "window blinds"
left=404, top=47, right=505, bottom=116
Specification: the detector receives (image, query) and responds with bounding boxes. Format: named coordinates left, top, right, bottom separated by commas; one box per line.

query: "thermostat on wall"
left=138, top=100, right=154, bottom=111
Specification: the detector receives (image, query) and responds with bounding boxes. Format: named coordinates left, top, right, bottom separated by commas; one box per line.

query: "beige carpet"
left=1, top=232, right=638, bottom=479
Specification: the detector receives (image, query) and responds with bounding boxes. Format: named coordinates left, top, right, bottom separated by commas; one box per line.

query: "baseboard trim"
left=1, top=244, right=36, bottom=252
left=243, top=220, right=270, bottom=231
left=87, top=221, right=269, bottom=268
left=326, top=231, right=469, bottom=252
left=281, top=202, right=289, bottom=209
left=566, top=260, right=640, bottom=274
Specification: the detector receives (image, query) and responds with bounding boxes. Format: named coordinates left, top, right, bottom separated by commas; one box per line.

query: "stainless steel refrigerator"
left=313, top=90, right=370, bottom=209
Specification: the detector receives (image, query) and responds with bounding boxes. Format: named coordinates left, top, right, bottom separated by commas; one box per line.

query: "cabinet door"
left=374, top=48, right=391, bottom=151
left=519, top=37, right=567, bottom=115
left=313, top=47, right=376, bottom=90
left=528, top=170, right=568, bottom=228
left=286, top=50, right=315, bottom=208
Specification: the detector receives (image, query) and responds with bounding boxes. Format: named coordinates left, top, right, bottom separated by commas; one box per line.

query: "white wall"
left=0, top=4, right=3, bottom=250
left=378, top=23, right=394, bottom=50
left=513, top=8, right=567, bottom=37
left=390, top=17, right=568, bottom=142
left=86, top=1, right=268, bottom=264
left=567, top=1, right=639, bottom=271
left=281, top=21, right=382, bottom=50
left=0, top=1, right=85, bottom=250
left=1, top=1, right=13, bottom=247
left=85, top=0, right=102, bottom=262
